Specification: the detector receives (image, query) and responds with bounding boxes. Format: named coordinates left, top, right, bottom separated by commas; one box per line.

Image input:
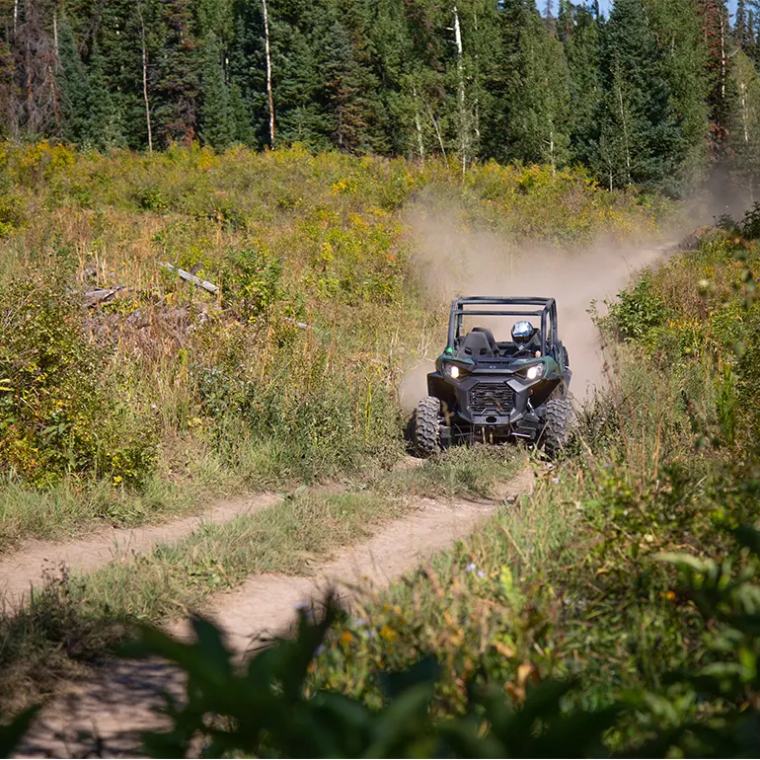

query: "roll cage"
left=448, top=296, right=560, bottom=359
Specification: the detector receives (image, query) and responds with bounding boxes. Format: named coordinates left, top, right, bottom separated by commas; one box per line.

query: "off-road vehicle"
left=414, top=297, right=573, bottom=458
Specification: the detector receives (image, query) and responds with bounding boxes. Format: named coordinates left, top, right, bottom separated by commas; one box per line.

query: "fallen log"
left=159, top=262, right=219, bottom=294
left=84, top=286, right=124, bottom=307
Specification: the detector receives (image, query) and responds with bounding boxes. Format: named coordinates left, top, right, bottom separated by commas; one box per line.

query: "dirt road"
left=17, top=469, right=534, bottom=758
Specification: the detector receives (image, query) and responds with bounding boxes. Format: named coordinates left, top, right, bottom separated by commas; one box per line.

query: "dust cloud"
left=399, top=203, right=678, bottom=410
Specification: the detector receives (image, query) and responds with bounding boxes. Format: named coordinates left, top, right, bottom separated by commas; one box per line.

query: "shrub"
left=220, top=247, right=283, bottom=321
left=0, top=278, right=157, bottom=486
left=607, top=276, right=669, bottom=342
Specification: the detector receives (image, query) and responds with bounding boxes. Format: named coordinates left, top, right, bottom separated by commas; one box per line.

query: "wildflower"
left=465, top=563, right=477, bottom=572
left=552, top=477, right=559, bottom=485
left=478, top=570, right=485, bottom=578
left=666, top=591, right=676, bottom=601
left=351, top=617, right=367, bottom=628
left=340, top=630, right=354, bottom=645
left=380, top=625, right=397, bottom=642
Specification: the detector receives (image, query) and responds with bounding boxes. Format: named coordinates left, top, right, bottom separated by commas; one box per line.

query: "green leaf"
left=189, top=616, right=233, bottom=686
left=436, top=716, right=504, bottom=759
left=365, top=683, right=435, bottom=756
left=377, top=657, right=439, bottom=702
left=733, top=525, right=760, bottom=558
left=0, top=706, right=39, bottom=757
left=528, top=707, right=621, bottom=757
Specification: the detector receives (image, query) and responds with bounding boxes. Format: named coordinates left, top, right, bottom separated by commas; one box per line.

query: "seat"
left=471, top=327, right=499, bottom=355
left=457, top=329, right=496, bottom=358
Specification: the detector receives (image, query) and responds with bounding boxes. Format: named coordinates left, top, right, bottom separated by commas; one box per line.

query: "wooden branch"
left=159, top=262, right=219, bottom=294
left=284, top=317, right=309, bottom=330
left=84, top=286, right=124, bottom=307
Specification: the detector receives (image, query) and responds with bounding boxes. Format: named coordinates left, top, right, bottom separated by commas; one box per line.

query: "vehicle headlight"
left=445, top=364, right=461, bottom=379
left=525, top=364, right=545, bottom=381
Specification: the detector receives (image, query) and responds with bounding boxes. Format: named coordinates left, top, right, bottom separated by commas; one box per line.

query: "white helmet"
left=512, top=321, right=535, bottom=344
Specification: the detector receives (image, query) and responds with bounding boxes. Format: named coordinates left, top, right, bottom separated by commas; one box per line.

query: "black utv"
left=414, top=297, right=573, bottom=458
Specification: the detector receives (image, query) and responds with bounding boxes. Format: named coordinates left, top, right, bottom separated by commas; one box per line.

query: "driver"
left=511, top=321, right=542, bottom=357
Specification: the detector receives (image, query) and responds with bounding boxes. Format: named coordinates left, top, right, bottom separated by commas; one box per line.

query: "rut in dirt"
left=16, top=469, right=534, bottom=759
left=0, top=493, right=281, bottom=609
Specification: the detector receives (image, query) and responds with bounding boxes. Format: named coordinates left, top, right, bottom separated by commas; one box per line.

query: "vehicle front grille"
left=469, top=382, right=515, bottom=415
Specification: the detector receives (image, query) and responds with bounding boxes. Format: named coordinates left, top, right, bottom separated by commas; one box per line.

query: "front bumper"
left=428, top=373, right=543, bottom=439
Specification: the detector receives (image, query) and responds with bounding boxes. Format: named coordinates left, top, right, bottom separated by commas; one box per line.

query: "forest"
left=2, top=0, right=760, bottom=196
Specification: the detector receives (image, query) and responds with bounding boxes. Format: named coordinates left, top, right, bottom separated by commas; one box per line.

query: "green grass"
left=80, top=490, right=408, bottom=622
left=310, top=468, right=580, bottom=710
left=0, top=468, right=223, bottom=553
left=370, top=446, right=525, bottom=503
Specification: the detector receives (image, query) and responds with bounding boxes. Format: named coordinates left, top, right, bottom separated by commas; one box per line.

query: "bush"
left=0, top=278, right=157, bottom=486
left=607, top=276, right=669, bottom=342
left=220, top=247, right=283, bottom=321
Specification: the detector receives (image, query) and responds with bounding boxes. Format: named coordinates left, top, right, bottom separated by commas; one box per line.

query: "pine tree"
left=642, top=0, right=711, bottom=192
left=591, top=0, right=686, bottom=192
left=370, top=0, right=422, bottom=157
left=696, top=0, right=734, bottom=160
left=57, top=19, right=91, bottom=144
left=260, top=0, right=327, bottom=149
left=481, top=0, right=534, bottom=164
left=153, top=0, right=202, bottom=146
left=11, top=0, right=59, bottom=137
left=87, top=41, right=124, bottom=149
left=227, top=0, right=263, bottom=147
left=745, top=1, right=760, bottom=61
left=199, top=31, right=235, bottom=149
left=316, top=0, right=388, bottom=154
left=509, top=9, right=572, bottom=169
left=0, top=36, right=15, bottom=138
left=93, top=0, right=160, bottom=150
left=729, top=50, right=760, bottom=200
left=559, top=1, right=602, bottom=167
left=737, top=0, right=749, bottom=47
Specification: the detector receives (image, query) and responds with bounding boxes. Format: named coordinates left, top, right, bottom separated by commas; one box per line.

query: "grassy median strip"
left=74, top=447, right=523, bottom=623
left=81, top=490, right=407, bottom=622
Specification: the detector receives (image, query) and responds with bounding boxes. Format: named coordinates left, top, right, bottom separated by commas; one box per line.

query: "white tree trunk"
left=261, top=0, right=275, bottom=149
left=428, top=105, right=449, bottom=168
left=549, top=128, right=555, bottom=174
left=453, top=2, right=467, bottom=177
left=720, top=11, right=727, bottom=103
left=138, top=4, right=153, bottom=154
left=53, top=7, right=59, bottom=62
left=616, top=70, right=631, bottom=185
left=740, top=78, right=754, bottom=202
left=412, top=84, right=425, bottom=161
left=473, top=7, right=480, bottom=141
left=741, top=80, right=750, bottom=146
left=13, top=0, right=18, bottom=37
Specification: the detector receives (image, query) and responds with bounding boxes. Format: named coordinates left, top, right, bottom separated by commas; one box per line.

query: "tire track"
left=0, top=493, right=281, bottom=610
left=17, top=468, right=534, bottom=758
